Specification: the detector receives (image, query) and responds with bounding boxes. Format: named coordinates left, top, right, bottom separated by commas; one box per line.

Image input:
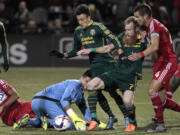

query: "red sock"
left=164, top=98, right=180, bottom=112
left=150, top=93, right=164, bottom=123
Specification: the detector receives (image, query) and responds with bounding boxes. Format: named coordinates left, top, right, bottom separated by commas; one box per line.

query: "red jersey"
left=0, top=80, right=13, bottom=107
left=146, top=19, right=177, bottom=61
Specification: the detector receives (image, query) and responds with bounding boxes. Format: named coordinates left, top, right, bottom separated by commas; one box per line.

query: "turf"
left=0, top=67, right=180, bottom=135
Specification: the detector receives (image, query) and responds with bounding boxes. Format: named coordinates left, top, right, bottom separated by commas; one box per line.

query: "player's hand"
left=2, top=60, right=9, bottom=72
left=119, top=53, right=132, bottom=68
left=73, top=118, right=86, bottom=131
left=128, top=52, right=141, bottom=61
left=49, top=50, right=64, bottom=58
left=67, top=108, right=86, bottom=131
left=77, top=49, right=91, bottom=56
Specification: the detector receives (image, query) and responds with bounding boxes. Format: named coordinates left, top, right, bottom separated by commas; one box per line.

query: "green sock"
left=109, top=91, right=128, bottom=118
left=126, top=105, right=136, bottom=125
left=88, top=91, right=98, bottom=120
left=98, top=91, right=114, bottom=117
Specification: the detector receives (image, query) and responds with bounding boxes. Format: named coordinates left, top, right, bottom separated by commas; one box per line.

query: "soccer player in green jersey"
left=0, top=22, right=9, bottom=72
left=49, top=4, right=129, bottom=130
left=78, top=16, right=148, bottom=132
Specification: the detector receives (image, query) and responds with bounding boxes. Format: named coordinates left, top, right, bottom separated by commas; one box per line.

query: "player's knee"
left=148, top=89, right=156, bottom=95
left=123, top=98, right=132, bottom=108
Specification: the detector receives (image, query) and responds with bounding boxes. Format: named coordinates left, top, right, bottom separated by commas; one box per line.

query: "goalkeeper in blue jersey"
left=17, top=70, right=106, bottom=131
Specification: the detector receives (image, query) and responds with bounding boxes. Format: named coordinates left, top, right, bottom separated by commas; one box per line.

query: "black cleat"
left=152, top=117, right=157, bottom=124
left=105, top=116, right=118, bottom=130
left=147, top=123, right=167, bottom=133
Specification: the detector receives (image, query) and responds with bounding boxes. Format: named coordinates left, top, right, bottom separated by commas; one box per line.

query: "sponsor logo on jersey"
left=90, top=29, right=95, bottom=36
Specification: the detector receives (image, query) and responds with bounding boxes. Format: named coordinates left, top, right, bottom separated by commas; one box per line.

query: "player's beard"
left=123, top=34, right=137, bottom=45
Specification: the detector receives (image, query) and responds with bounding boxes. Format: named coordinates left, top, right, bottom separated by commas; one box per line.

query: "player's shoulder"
left=118, top=32, right=125, bottom=39
left=66, top=79, right=81, bottom=86
left=92, top=21, right=106, bottom=29
left=75, top=26, right=82, bottom=31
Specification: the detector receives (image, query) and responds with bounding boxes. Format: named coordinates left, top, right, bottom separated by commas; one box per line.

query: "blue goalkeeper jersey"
left=34, top=79, right=91, bottom=121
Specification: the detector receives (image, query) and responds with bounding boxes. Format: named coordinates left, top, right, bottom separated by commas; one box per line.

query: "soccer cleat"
left=124, top=117, right=130, bottom=127
left=98, top=121, right=107, bottom=129
left=13, top=114, right=30, bottom=129
left=124, top=124, right=136, bottom=132
left=41, top=116, right=48, bottom=131
left=88, top=120, right=98, bottom=131
left=146, top=123, right=167, bottom=133
left=105, top=116, right=118, bottom=130
left=152, top=117, right=157, bottom=124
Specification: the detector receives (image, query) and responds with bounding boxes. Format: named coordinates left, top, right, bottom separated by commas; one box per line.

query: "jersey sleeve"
left=76, top=96, right=91, bottom=121
left=117, top=32, right=125, bottom=50
left=0, top=22, right=9, bottom=63
left=60, top=85, right=75, bottom=108
left=97, top=23, right=121, bottom=50
left=150, top=22, right=160, bottom=37
left=0, top=80, right=12, bottom=93
left=67, top=30, right=81, bottom=58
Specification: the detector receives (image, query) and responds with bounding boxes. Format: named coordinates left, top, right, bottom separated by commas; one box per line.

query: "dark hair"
left=124, top=16, right=139, bottom=28
left=82, top=69, right=92, bottom=78
left=75, top=4, right=90, bottom=16
left=134, top=4, right=152, bottom=17
left=139, top=25, right=147, bottom=31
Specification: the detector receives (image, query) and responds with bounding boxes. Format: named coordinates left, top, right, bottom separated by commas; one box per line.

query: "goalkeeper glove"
left=49, top=50, right=64, bottom=58
left=2, top=60, right=9, bottom=72
left=66, top=108, right=86, bottom=131
left=119, top=53, right=132, bottom=68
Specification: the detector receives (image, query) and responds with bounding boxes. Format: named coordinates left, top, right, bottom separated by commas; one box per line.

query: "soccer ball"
left=53, top=115, right=71, bottom=131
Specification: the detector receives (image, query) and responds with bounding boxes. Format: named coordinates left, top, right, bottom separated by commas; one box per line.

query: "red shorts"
left=0, top=100, right=35, bottom=126
left=153, top=58, right=178, bottom=86
left=174, top=64, right=180, bottom=77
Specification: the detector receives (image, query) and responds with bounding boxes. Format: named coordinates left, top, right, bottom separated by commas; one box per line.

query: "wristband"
left=140, top=52, right=145, bottom=57
left=66, top=108, right=75, bottom=116
left=90, top=48, right=96, bottom=52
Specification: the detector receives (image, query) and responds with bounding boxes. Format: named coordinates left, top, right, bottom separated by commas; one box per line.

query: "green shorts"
left=90, top=62, right=116, bottom=78
left=98, top=68, right=137, bottom=92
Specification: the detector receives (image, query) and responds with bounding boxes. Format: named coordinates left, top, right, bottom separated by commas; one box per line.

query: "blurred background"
left=0, top=0, right=179, bottom=67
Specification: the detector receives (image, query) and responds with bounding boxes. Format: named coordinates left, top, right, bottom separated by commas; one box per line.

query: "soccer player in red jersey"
left=129, top=4, right=180, bottom=133
left=0, top=80, right=35, bottom=127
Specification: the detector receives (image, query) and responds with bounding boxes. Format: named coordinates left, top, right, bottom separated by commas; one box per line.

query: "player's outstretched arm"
left=0, top=87, right=19, bottom=114
left=77, top=44, right=115, bottom=56
left=64, top=105, right=86, bottom=131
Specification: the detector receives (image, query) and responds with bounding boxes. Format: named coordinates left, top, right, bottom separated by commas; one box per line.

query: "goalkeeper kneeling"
left=15, top=70, right=106, bottom=131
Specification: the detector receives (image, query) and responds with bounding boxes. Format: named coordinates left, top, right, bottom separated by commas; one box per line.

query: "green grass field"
left=0, top=67, right=180, bottom=135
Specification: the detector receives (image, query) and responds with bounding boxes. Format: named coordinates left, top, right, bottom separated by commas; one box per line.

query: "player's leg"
left=31, top=98, right=49, bottom=130
left=170, top=76, right=180, bottom=93
left=13, top=101, right=40, bottom=128
left=87, top=71, right=116, bottom=130
left=147, top=61, right=178, bottom=133
left=87, top=77, right=106, bottom=130
left=147, top=79, right=167, bottom=133
left=123, top=90, right=136, bottom=132
left=97, top=91, right=117, bottom=130
left=44, top=100, right=75, bottom=130
left=109, top=90, right=129, bottom=127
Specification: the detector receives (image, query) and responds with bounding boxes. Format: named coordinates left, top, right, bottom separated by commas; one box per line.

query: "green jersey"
left=118, top=32, right=147, bottom=77
left=67, top=20, right=121, bottom=64
left=0, top=22, right=8, bottom=63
